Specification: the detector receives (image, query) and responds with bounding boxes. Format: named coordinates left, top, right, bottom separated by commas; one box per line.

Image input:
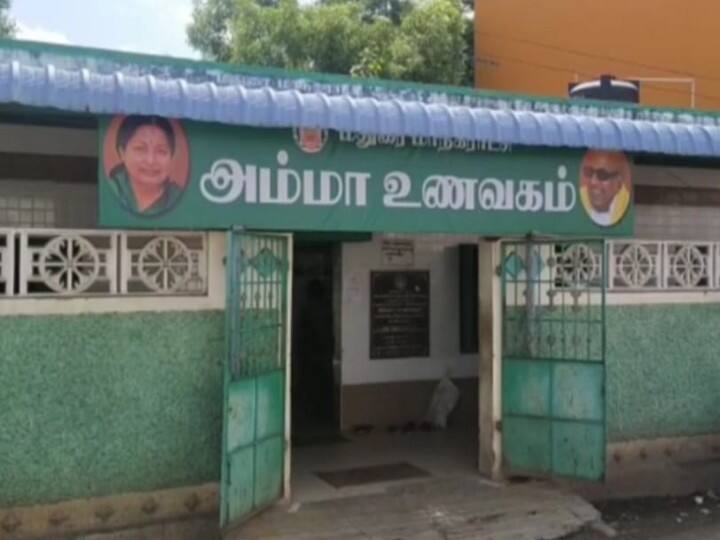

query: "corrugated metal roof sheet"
left=2, top=59, right=720, bottom=157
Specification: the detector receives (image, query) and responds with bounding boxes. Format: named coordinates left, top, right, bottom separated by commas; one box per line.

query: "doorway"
left=289, top=236, right=481, bottom=504
left=291, top=242, right=339, bottom=446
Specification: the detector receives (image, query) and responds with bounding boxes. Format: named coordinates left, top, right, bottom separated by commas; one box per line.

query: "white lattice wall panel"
left=609, top=240, right=717, bottom=291
left=121, top=233, right=208, bottom=294
left=0, top=230, right=15, bottom=296
left=19, top=230, right=117, bottom=295
left=503, top=239, right=720, bottom=302
left=0, top=228, right=208, bottom=297
left=502, top=242, right=606, bottom=309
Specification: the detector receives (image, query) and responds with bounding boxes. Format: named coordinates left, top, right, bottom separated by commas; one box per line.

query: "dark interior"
left=291, top=242, right=339, bottom=445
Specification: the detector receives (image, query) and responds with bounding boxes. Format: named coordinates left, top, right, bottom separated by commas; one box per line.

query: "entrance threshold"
left=227, top=476, right=602, bottom=540
left=291, top=426, right=477, bottom=504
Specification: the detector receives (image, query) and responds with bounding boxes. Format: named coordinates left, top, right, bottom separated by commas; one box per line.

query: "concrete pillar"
left=478, top=239, right=503, bottom=480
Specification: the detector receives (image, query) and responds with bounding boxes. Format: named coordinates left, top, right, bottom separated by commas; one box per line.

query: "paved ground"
left=73, top=492, right=720, bottom=540
left=70, top=435, right=720, bottom=540
left=564, top=456, right=720, bottom=503
left=657, top=524, right=720, bottom=540
left=569, top=492, right=720, bottom=540
left=227, top=476, right=601, bottom=540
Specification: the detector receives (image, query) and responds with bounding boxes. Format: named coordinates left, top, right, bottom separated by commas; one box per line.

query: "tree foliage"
left=229, top=0, right=308, bottom=69
left=355, top=0, right=414, bottom=25
left=187, top=0, right=473, bottom=86
left=389, top=0, right=467, bottom=84
left=188, top=0, right=238, bottom=61
left=0, top=0, right=15, bottom=38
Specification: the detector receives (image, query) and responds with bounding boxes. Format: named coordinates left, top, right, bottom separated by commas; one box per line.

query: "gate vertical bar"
left=524, top=239, right=535, bottom=359
left=220, top=231, right=236, bottom=527
left=602, top=238, right=608, bottom=477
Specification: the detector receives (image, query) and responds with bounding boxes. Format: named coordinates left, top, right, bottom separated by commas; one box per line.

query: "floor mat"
left=316, top=461, right=431, bottom=488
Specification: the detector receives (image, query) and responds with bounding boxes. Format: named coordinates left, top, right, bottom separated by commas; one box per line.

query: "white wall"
left=636, top=205, right=720, bottom=241
left=0, top=122, right=224, bottom=316
left=0, top=232, right=226, bottom=316
left=0, top=124, right=97, bottom=157
left=0, top=123, right=99, bottom=229
left=0, top=180, right=97, bottom=228
left=341, top=234, right=479, bottom=385
left=634, top=165, right=720, bottom=241
left=635, top=165, right=720, bottom=189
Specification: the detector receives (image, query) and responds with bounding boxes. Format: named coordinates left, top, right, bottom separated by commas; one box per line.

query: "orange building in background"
left=475, top=0, right=720, bottom=109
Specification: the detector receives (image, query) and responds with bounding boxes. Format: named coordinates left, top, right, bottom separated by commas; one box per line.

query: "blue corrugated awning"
left=1, top=58, right=720, bottom=157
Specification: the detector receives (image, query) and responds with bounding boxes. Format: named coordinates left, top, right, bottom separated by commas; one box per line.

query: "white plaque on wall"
left=381, top=239, right=415, bottom=267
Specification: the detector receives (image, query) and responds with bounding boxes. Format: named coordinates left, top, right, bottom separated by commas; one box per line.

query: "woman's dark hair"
left=116, top=115, right=176, bottom=154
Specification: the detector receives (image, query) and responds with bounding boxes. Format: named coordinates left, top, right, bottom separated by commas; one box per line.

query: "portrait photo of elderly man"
left=579, top=150, right=632, bottom=227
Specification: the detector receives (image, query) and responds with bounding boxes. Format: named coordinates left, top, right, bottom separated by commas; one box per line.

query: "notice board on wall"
left=370, top=271, right=430, bottom=359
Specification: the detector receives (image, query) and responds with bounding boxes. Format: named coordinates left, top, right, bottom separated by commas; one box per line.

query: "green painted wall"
left=0, top=311, right=224, bottom=507
left=607, top=304, right=720, bottom=442
left=3, top=303, right=719, bottom=507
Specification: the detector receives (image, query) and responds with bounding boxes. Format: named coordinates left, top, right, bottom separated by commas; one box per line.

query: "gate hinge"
left=495, top=419, right=502, bottom=432
left=495, top=264, right=503, bottom=277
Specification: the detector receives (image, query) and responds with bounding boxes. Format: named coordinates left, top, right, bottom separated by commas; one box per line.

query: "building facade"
left=475, top=0, right=720, bottom=109
left=2, top=39, right=720, bottom=538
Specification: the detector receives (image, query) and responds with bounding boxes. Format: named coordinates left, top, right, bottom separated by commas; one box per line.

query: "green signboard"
left=98, top=115, right=634, bottom=236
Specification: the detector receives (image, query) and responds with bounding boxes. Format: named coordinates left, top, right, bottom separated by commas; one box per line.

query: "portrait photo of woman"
left=105, top=115, right=190, bottom=217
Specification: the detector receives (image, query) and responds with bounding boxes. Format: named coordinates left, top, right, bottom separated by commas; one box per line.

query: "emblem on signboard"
left=294, top=128, right=328, bottom=154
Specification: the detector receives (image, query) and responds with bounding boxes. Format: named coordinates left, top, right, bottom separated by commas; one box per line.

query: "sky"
left=10, top=0, right=199, bottom=59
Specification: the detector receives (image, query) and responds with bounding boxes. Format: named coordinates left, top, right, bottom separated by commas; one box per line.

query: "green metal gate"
left=501, top=239, right=606, bottom=481
left=221, top=231, right=291, bottom=528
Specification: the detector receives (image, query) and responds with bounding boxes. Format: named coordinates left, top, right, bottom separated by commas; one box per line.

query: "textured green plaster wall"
left=3, top=304, right=718, bottom=506
left=607, top=304, right=720, bottom=442
left=0, top=311, right=224, bottom=507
